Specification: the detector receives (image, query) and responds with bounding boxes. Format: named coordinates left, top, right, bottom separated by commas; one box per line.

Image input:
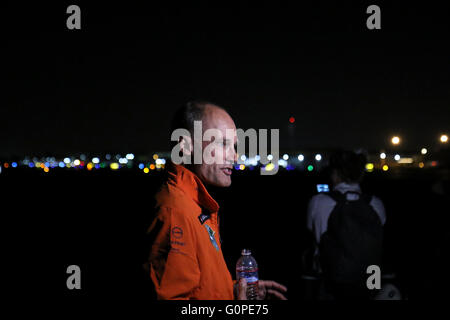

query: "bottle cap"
left=241, top=249, right=251, bottom=256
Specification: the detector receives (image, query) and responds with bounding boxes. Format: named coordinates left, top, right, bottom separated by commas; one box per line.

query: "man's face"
left=193, top=106, right=237, bottom=187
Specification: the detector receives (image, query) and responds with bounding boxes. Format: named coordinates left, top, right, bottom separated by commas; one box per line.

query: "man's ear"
left=179, top=135, right=193, bottom=157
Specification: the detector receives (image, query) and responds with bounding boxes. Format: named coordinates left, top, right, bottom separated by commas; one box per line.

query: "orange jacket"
left=147, top=163, right=234, bottom=300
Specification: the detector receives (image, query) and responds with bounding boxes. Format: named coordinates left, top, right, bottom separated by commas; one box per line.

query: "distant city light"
left=278, top=159, right=288, bottom=167
left=143, top=168, right=150, bottom=174
left=398, top=157, right=414, bottom=164
left=138, top=163, right=145, bottom=170
left=126, top=153, right=135, bottom=160
left=80, top=154, right=86, bottom=161
left=59, top=162, right=65, bottom=168
left=92, top=157, right=100, bottom=164
left=155, top=159, right=163, bottom=165
left=267, top=154, right=273, bottom=161
left=87, top=163, right=94, bottom=170
left=105, top=154, right=111, bottom=160
left=380, top=152, right=387, bottom=159
left=110, top=163, right=119, bottom=170
left=366, top=163, right=374, bottom=172
left=391, top=136, right=400, bottom=145
left=382, top=165, right=389, bottom=171
left=12, top=162, right=18, bottom=168
left=240, top=155, right=246, bottom=161
left=421, top=148, right=427, bottom=155
left=282, top=154, right=289, bottom=160
left=153, top=154, right=159, bottom=160
left=419, top=162, right=425, bottom=168
left=265, top=163, right=275, bottom=171
left=73, top=159, right=81, bottom=166
left=394, top=154, right=401, bottom=161
left=150, top=164, right=156, bottom=170
left=119, top=158, right=128, bottom=164
left=239, top=164, right=245, bottom=170
left=298, top=154, right=304, bottom=162
left=315, top=154, right=322, bottom=161
left=440, top=134, right=448, bottom=143
left=289, top=116, right=295, bottom=124
left=307, top=165, right=314, bottom=172
left=43, top=167, right=49, bottom=173
left=255, top=155, right=261, bottom=161
left=64, top=157, right=71, bottom=164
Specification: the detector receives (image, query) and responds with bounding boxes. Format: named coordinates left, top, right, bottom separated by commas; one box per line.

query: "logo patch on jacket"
left=198, top=213, right=210, bottom=225
left=204, top=224, right=219, bottom=251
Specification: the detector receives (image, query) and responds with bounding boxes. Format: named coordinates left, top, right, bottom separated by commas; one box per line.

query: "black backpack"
left=319, top=191, right=383, bottom=288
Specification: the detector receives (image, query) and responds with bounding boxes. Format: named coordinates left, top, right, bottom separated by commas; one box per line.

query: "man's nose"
left=227, top=147, right=238, bottom=164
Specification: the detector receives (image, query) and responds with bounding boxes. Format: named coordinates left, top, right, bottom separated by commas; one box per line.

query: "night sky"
left=2, top=2, right=450, bottom=157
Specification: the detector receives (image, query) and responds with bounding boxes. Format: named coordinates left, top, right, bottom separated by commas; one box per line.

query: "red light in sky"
left=289, top=116, right=295, bottom=124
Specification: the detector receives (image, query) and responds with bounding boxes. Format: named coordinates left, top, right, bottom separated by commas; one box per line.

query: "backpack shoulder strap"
left=359, top=193, right=373, bottom=204
left=326, top=190, right=346, bottom=203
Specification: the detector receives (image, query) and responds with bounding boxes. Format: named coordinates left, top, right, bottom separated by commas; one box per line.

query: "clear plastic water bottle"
left=236, top=249, right=259, bottom=300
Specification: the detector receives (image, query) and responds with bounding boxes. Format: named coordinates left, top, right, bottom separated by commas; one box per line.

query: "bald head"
left=170, top=100, right=238, bottom=187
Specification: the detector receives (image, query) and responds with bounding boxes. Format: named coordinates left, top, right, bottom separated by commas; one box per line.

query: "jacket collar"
left=167, top=162, right=219, bottom=214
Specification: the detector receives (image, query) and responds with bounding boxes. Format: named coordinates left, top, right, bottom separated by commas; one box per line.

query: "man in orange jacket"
left=146, top=101, right=287, bottom=300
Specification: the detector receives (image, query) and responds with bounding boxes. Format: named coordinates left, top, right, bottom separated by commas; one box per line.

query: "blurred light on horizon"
left=278, top=159, right=288, bottom=167
left=267, top=154, right=273, bottom=161
left=64, top=157, right=71, bottom=164
left=73, top=159, right=81, bottom=166
left=391, top=136, right=400, bottom=145
left=440, top=134, right=448, bottom=143
left=421, top=148, right=427, bottom=155
left=419, top=162, right=425, bottom=168
left=110, top=163, right=119, bottom=170
left=126, top=153, right=134, bottom=160
left=382, top=165, right=389, bottom=171
left=92, top=157, right=100, bottom=164
left=394, top=154, right=401, bottom=161
left=153, top=154, right=159, bottom=160
left=366, top=163, right=374, bottom=172
left=398, top=157, right=413, bottom=164
left=307, top=165, right=314, bottom=171
left=315, top=154, right=322, bottom=161
left=380, top=152, right=386, bottom=159
left=289, top=116, right=295, bottom=124
left=143, top=167, right=150, bottom=174
left=282, top=154, right=289, bottom=160
left=298, top=154, right=304, bottom=161
left=240, top=155, right=246, bottom=161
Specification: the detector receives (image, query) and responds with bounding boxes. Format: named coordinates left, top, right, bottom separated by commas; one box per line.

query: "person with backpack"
left=306, top=150, right=386, bottom=300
